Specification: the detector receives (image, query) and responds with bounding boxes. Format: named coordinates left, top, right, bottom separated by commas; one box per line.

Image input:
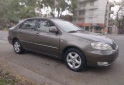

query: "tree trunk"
left=51, top=9, right=55, bottom=18
left=57, top=11, right=59, bottom=18
left=118, top=23, right=121, bottom=34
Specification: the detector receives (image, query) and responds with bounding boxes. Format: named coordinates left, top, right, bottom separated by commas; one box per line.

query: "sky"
left=109, top=0, right=122, bottom=18
left=110, top=0, right=121, bottom=11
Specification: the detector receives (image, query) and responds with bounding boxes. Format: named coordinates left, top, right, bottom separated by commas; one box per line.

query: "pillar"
left=92, top=26, right=95, bottom=32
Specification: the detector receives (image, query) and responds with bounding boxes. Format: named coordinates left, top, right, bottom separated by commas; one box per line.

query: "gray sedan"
left=8, top=18, right=119, bottom=72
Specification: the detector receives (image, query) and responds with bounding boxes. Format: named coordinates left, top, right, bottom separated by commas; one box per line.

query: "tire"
left=13, top=40, right=25, bottom=54
left=64, top=48, right=87, bottom=72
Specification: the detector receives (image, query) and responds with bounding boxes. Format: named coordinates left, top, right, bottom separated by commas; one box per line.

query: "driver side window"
left=37, top=19, right=55, bottom=32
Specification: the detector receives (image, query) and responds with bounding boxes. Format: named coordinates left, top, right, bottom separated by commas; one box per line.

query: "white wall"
left=96, top=0, right=108, bottom=23
left=76, top=0, right=108, bottom=24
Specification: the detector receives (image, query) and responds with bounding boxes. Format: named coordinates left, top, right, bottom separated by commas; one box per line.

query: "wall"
left=76, top=0, right=108, bottom=24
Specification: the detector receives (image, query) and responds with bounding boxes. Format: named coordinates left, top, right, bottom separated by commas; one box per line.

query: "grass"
left=0, top=78, right=16, bottom=85
left=0, top=63, right=36, bottom=85
left=4, top=28, right=8, bottom=31
left=0, top=70, right=16, bottom=85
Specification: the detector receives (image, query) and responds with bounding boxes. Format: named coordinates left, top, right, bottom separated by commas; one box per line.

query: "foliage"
left=0, top=0, right=37, bottom=29
left=68, top=0, right=77, bottom=19
left=0, top=62, right=36, bottom=85
left=4, top=28, right=9, bottom=31
left=114, top=0, right=124, bottom=34
left=0, top=0, right=77, bottom=29
left=42, top=0, right=77, bottom=17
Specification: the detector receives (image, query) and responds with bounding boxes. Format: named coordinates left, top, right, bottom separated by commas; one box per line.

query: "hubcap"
left=67, top=52, right=81, bottom=69
left=14, top=42, right=20, bottom=53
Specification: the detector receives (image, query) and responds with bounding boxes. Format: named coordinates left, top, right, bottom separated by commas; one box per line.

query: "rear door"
left=18, top=19, right=37, bottom=49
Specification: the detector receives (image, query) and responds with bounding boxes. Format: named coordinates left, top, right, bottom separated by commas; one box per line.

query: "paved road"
left=0, top=31, right=124, bottom=85
left=0, top=31, right=8, bottom=40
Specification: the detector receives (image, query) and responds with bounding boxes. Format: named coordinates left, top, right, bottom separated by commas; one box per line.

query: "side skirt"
left=24, top=48, right=62, bottom=59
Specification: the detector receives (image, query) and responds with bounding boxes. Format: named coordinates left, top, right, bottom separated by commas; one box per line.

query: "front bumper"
left=84, top=46, right=119, bottom=67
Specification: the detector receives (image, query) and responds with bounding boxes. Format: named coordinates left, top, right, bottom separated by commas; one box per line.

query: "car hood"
left=70, top=31, right=114, bottom=44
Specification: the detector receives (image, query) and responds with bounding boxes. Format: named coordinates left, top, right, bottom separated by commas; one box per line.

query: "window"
left=51, top=19, right=82, bottom=32
left=89, top=17, right=93, bottom=23
left=89, top=9, right=94, bottom=16
left=37, top=19, right=55, bottom=32
left=79, top=10, right=85, bottom=16
left=78, top=18, right=85, bottom=23
left=90, top=1, right=94, bottom=6
left=79, top=3, right=85, bottom=8
left=20, top=19, right=36, bottom=30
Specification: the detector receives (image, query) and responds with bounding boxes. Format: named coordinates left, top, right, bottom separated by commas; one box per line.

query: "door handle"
left=36, top=33, right=39, bottom=36
left=19, top=30, right=22, bottom=33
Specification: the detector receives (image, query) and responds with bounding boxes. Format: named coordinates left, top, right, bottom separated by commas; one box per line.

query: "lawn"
left=0, top=78, right=15, bottom=85
left=0, top=71, right=16, bottom=85
left=0, top=63, right=36, bottom=85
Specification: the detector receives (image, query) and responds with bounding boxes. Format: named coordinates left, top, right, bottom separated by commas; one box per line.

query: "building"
left=105, top=1, right=115, bottom=34
left=74, top=0, right=114, bottom=33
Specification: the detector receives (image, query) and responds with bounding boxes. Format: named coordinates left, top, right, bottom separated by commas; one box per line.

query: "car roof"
left=20, top=17, right=66, bottom=23
left=24, top=17, right=61, bottom=20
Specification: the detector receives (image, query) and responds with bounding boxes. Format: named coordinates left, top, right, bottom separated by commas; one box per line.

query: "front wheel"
left=64, top=48, right=87, bottom=72
left=13, top=40, right=25, bottom=54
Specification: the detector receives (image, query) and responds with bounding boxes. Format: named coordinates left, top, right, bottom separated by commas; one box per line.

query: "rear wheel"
left=64, top=48, right=87, bottom=72
left=13, top=40, right=25, bottom=54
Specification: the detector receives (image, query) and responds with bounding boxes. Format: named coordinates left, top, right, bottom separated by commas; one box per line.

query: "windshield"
left=51, top=19, right=83, bottom=33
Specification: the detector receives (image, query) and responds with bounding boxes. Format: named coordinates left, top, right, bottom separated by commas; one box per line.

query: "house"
left=74, top=0, right=114, bottom=33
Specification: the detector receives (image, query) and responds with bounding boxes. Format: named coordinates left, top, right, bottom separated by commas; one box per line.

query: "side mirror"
left=49, top=27, right=58, bottom=33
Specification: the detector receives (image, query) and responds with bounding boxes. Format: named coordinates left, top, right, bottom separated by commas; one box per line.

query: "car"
left=8, top=18, right=119, bottom=72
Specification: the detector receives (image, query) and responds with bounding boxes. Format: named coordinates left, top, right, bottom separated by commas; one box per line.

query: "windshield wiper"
left=68, top=30, right=83, bottom=33
left=68, top=31, right=78, bottom=33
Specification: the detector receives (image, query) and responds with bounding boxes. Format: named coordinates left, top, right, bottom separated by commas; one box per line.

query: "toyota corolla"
left=8, top=18, right=119, bottom=72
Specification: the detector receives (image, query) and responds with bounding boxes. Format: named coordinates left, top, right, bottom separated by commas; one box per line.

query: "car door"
left=18, top=19, right=37, bottom=49
left=34, top=19, right=60, bottom=56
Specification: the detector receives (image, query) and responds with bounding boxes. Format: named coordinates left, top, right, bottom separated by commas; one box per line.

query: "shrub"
left=4, top=28, right=9, bottom=31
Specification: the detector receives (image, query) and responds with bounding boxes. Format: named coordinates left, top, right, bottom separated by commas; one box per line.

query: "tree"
left=41, top=0, right=55, bottom=17
left=42, top=0, right=77, bottom=18
left=0, top=0, right=77, bottom=30
left=114, top=0, right=124, bottom=34
left=56, top=0, right=69, bottom=17
left=0, top=0, right=39, bottom=29
left=67, top=0, right=77, bottom=19
left=19, top=0, right=37, bottom=19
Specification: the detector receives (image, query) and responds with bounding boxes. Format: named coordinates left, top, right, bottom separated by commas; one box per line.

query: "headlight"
left=91, top=42, right=112, bottom=50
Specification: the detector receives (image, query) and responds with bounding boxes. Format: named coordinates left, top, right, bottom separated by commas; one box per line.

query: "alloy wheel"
left=14, top=41, right=21, bottom=53
left=66, top=52, right=82, bottom=69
